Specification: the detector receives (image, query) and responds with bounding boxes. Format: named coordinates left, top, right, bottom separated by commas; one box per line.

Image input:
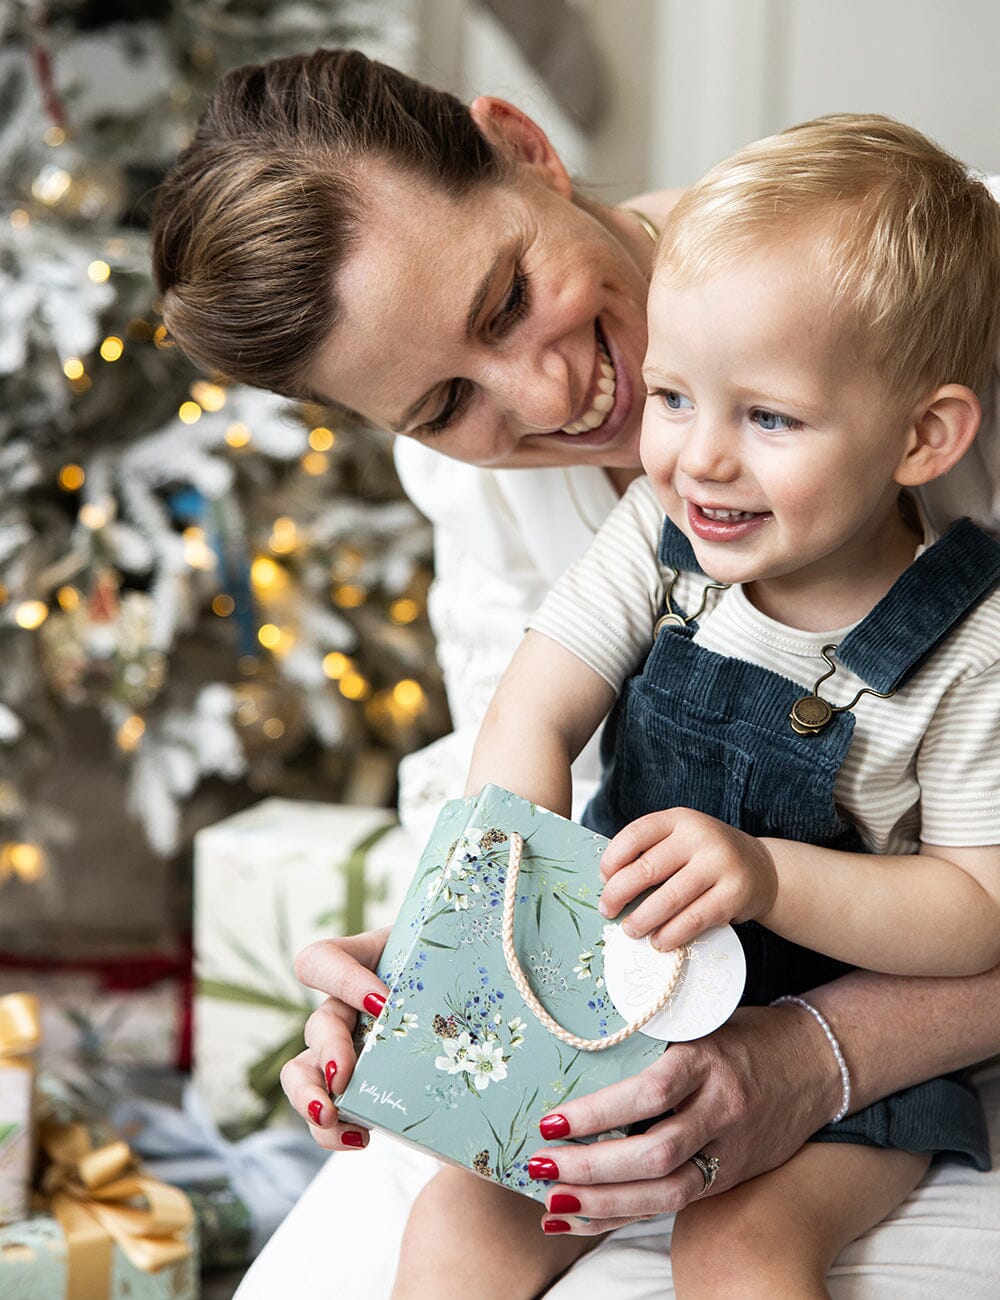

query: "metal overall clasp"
left=653, top=571, right=730, bottom=637
left=789, top=644, right=895, bottom=735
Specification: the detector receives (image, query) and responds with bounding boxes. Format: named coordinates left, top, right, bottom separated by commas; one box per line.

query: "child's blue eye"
left=752, top=408, right=799, bottom=432
left=659, top=390, right=693, bottom=410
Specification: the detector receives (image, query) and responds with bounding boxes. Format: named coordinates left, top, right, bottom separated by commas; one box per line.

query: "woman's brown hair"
left=152, top=48, right=504, bottom=397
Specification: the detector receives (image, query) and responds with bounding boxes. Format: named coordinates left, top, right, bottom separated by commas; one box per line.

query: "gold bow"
left=41, top=1120, right=193, bottom=1300
left=0, top=992, right=41, bottom=1058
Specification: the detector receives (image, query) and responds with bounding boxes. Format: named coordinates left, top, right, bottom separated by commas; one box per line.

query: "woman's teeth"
left=563, top=335, right=616, bottom=434
left=700, top=508, right=757, bottom=521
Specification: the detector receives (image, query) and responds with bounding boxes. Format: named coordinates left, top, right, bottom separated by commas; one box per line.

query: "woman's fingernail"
left=598, top=899, right=610, bottom=917
left=325, top=1060, right=338, bottom=1093
left=543, top=1219, right=571, bottom=1234
left=341, top=1130, right=365, bottom=1148
left=528, top=1157, right=560, bottom=1181
left=307, top=1099, right=323, bottom=1125
left=539, top=1113, right=571, bottom=1139
left=550, top=1193, right=581, bottom=1213
left=363, top=992, right=386, bottom=1017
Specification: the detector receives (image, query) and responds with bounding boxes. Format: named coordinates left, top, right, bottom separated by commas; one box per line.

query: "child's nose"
left=678, top=419, right=740, bottom=482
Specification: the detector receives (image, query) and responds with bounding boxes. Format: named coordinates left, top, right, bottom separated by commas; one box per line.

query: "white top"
left=528, top=477, right=1000, bottom=855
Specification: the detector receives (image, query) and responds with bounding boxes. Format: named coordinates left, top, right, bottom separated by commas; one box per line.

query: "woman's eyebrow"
left=389, top=250, right=506, bottom=433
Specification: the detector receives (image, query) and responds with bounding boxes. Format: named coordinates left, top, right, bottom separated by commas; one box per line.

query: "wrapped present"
left=0, top=947, right=190, bottom=1075
left=111, top=1083, right=327, bottom=1271
left=0, top=993, right=40, bottom=1224
left=0, top=1118, right=197, bottom=1299
left=337, top=786, right=746, bottom=1203
left=193, top=797, right=419, bottom=1130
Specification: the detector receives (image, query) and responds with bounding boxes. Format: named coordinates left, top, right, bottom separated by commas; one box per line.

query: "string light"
left=211, top=594, right=235, bottom=617
left=389, top=597, right=419, bottom=624
left=332, top=583, right=366, bottom=608
left=268, top=517, right=297, bottom=554
left=301, top=451, right=328, bottom=476
left=153, top=325, right=173, bottom=349
left=15, top=601, right=48, bottom=630
left=338, top=670, right=370, bottom=701
left=116, top=715, right=145, bottom=752
left=182, top=526, right=216, bottom=570
left=257, top=623, right=281, bottom=649
left=0, top=843, right=46, bottom=883
left=99, top=336, right=124, bottom=362
left=43, top=126, right=66, bottom=147
left=79, top=502, right=110, bottom=530
left=308, top=426, right=335, bottom=451
left=262, top=717, right=285, bottom=739
left=250, top=556, right=287, bottom=593
left=88, top=260, right=111, bottom=284
left=9, top=209, right=29, bottom=230
left=126, top=318, right=152, bottom=342
left=322, top=651, right=352, bottom=680
left=178, top=401, right=201, bottom=424
left=56, top=586, right=80, bottom=611
left=63, top=357, right=85, bottom=380
left=224, top=422, right=250, bottom=448
left=57, top=464, right=85, bottom=491
left=32, top=165, right=71, bottom=206
left=190, top=380, right=226, bottom=411
left=392, top=679, right=426, bottom=714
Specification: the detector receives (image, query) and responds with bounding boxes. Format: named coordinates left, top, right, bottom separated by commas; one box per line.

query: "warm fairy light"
left=79, top=502, right=110, bottom=530
left=69, top=374, right=92, bottom=394
left=224, top=422, right=251, bottom=448
left=126, top=318, right=153, bottom=342
left=389, top=597, right=419, bottom=625
left=301, top=451, right=328, bottom=476
left=32, top=165, right=71, bottom=206
left=15, top=601, right=49, bottom=630
left=268, top=517, right=297, bottom=554
left=235, top=696, right=259, bottom=724
left=99, top=335, right=124, bottom=362
left=0, top=843, right=46, bottom=883
left=116, top=715, right=146, bottom=751
left=190, top=380, right=226, bottom=411
left=88, top=260, right=111, bottom=284
left=322, top=652, right=352, bottom=681
left=9, top=209, right=29, bottom=230
left=262, top=717, right=285, bottom=739
left=392, top=679, right=426, bottom=714
left=338, top=670, right=371, bottom=701
left=250, top=556, right=287, bottom=593
left=63, top=357, right=85, bottom=380
left=178, top=401, right=202, bottom=424
left=257, top=623, right=281, bottom=649
left=332, top=583, right=366, bottom=609
left=43, top=126, right=66, bottom=147
left=182, top=527, right=216, bottom=570
left=58, top=463, right=85, bottom=491
left=308, top=426, right=335, bottom=451
left=0, top=585, right=7, bottom=605
left=211, top=594, right=235, bottom=617
left=56, top=586, right=81, bottom=611
left=153, top=325, right=173, bottom=349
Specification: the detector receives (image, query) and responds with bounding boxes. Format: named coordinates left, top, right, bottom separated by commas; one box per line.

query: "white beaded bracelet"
left=771, top=995, right=852, bottom=1123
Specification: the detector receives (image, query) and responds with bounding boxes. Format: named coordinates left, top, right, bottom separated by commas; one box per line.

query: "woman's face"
left=306, top=158, right=652, bottom=470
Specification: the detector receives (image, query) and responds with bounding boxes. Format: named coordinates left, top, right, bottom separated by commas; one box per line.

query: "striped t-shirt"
left=528, top=477, right=1000, bottom=856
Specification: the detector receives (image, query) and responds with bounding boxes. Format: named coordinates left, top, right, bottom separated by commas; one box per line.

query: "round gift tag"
left=602, top=922, right=746, bottom=1042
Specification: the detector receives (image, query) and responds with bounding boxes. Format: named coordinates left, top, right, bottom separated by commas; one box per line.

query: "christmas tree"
left=0, top=0, right=447, bottom=923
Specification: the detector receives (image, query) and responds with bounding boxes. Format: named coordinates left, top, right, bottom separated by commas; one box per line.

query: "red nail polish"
left=363, top=992, right=386, bottom=1017
left=342, top=1130, right=365, bottom=1148
left=528, top=1157, right=560, bottom=1181
left=543, top=1219, right=571, bottom=1234
left=550, top=1193, right=581, bottom=1213
left=325, top=1060, right=338, bottom=1093
left=539, top=1113, right=571, bottom=1139
left=307, top=1099, right=323, bottom=1125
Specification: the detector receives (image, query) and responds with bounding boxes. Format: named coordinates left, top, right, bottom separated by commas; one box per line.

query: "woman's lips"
left=563, top=331, right=616, bottom=433
left=686, top=501, right=771, bottom=543
left=544, top=321, right=634, bottom=450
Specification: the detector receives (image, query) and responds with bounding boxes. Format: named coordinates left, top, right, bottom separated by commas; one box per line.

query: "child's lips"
left=686, top=501, right=770, bottom=542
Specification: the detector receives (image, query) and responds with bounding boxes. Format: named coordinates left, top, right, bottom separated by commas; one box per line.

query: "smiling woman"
left=150, top=47, right=1000, bottom=1300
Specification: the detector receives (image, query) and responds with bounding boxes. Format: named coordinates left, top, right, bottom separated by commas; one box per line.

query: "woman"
left=152, top=49, right=1000, bottom=1295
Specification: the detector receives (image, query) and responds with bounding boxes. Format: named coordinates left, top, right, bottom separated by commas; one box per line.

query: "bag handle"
left=501, top=832, right=686, bottom=1052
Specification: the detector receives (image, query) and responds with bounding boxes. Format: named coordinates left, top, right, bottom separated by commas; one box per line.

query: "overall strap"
left=837, top=518, right=1000, bottom=693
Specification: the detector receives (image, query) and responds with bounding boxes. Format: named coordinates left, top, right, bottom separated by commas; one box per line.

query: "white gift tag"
left=602, top=922, right=746, bottom=1042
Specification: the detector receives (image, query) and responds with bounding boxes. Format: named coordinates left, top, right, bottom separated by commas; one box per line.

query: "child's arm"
left=465, top=629, right=616, bottom=817
left=599, top=811, right=1000, bottom=977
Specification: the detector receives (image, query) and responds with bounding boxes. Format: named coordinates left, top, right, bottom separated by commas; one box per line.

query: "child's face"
left=641, top=238, right=918, bottom=621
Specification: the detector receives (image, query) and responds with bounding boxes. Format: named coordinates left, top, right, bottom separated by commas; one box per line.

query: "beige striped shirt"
left=529, top=477, right=1000, bottom=855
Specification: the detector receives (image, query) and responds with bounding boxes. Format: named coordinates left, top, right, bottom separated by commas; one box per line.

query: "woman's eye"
left=490, top=269, right=530, bottom=337
left=751, top=408, right=800, bottom=432
left=419, top=379, right=472, bottom=437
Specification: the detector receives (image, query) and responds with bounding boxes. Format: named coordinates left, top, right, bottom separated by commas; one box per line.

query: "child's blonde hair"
left=656, top=114, right=1000, bottom=401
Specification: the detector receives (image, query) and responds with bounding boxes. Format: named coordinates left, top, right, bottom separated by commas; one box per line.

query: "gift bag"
left=336, top=785, right=745, bottom=1202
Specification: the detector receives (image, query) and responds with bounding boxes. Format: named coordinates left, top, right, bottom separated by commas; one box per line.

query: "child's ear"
left=469, top=96, right=573, bottom=197
left=893, top=384, right=982, bottom=487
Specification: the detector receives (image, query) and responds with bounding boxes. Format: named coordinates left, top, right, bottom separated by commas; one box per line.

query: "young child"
left=392, top=115, right=1000, bottom=1299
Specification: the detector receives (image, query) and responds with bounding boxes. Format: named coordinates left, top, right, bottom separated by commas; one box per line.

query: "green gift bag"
left=337, top=786, right=744, bottom=1202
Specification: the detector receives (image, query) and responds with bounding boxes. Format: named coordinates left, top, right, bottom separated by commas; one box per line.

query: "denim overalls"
left=584, top=515, right=1000, bottom=1167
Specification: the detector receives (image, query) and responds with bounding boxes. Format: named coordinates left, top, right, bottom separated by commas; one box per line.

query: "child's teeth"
left=702, top=508, right=754, bottom=521
left=562, top=332, right=616, bottom=435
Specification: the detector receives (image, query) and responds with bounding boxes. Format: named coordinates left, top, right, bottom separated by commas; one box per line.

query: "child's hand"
left=598, top=808, right=777, bottom=951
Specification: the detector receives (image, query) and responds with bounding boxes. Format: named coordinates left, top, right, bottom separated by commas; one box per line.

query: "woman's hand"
left=279, top=927, right=390, bottom=1151
left=528, top=1002, right=841, bottom=1235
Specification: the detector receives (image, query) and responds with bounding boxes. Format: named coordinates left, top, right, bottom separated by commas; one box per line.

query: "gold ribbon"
left=41, top=1120, right=193, bottom=1300
left=0, top=992, right=41, bottom=1058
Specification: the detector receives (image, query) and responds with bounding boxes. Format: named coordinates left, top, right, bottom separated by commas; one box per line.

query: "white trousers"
left=236, top=1060, right=1000, bottom=1299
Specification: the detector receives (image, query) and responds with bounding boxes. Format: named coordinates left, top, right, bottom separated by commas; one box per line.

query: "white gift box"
left=193, top=798, right=419, bottom=1131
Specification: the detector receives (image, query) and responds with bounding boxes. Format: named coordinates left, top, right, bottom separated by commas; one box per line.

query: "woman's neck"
left=605, top=466, right=643, bottom=497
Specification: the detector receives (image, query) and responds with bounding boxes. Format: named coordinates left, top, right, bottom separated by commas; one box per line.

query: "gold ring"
left=689, top=1150, right=720, bottom=1196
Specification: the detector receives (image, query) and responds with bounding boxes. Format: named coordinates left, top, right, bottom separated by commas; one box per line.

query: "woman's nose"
left=480, top=346, right=574, bottom=434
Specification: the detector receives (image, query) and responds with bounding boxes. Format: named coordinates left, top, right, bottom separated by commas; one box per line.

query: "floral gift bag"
left=336, top=785, right=745, bottom=1202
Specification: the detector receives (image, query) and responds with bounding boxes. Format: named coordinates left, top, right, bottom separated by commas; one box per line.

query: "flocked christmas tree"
left=0, top=0, right=448, bottom=920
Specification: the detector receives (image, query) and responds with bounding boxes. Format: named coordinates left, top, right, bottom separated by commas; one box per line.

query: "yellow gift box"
left=0, top=991, right=40, bottom=1224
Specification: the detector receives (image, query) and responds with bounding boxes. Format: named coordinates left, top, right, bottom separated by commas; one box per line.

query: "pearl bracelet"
left=771, top=995, right=851, bottom=1123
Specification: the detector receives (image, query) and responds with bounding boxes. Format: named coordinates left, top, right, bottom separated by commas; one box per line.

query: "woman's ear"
left=469, top=96, right=573, bottom=197
left=894, top=384, right=982, bottom=487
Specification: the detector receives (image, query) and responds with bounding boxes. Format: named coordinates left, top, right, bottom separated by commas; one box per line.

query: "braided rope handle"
left=501, top=832, right=686, bottom=1052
